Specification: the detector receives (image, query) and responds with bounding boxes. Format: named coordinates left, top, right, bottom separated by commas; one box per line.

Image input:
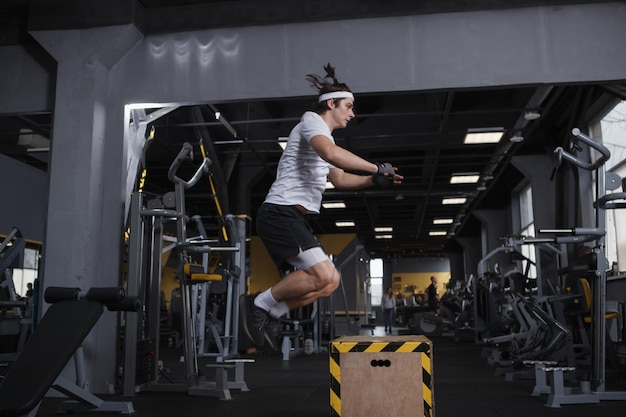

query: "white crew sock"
left=254, top=288, right=278, bottom=312
left=268, top=301, right=290, bottom=319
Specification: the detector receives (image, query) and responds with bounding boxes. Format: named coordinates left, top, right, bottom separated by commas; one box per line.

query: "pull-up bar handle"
left=167, top=142, right=212, bottom=188
left=553, top=128, right=611, bottom=171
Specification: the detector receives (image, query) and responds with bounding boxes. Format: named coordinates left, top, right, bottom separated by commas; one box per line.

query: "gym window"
left=11, top=246, right=40, bottom=297
left=518, top=184, right=536, bottom=278
left=592, top=100, right=626, bottom=273
left=369, top=258, right=383, bottom=306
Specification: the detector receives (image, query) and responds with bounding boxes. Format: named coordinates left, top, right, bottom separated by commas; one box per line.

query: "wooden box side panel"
left=341, top=351, right=424, bottom=417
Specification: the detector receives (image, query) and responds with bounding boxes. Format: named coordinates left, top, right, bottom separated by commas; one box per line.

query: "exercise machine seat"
left=578, top=278, right=621, bottom=324
left=0, top=300, right=103, bottom=416
left=181, top=263, right=223, bottom=284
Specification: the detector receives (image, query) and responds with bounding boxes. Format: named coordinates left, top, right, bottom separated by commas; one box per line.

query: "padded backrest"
left=0, top=300, right=103, bottom=416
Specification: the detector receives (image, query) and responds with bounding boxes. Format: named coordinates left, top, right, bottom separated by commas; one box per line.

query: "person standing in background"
left=427, top=276, right=440, bottom=315
left=381, top=287, right=396, bottom=334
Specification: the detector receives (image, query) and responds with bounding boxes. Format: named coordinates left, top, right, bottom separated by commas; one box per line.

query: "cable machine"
left=473, top=236, right=566, bottom=344
left=121, top=142, right=249, bottom=400
left=532, top=128, right=626, bottom=406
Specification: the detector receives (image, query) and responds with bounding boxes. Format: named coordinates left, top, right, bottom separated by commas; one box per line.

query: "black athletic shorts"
left=256, top=203, right=324, bottom=270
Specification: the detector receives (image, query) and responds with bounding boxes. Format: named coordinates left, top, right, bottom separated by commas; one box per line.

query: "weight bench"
left=0, top=287, right=140, bottom=417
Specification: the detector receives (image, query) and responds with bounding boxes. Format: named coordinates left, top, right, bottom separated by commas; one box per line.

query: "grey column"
left=31, top=24, right=142, bottom=394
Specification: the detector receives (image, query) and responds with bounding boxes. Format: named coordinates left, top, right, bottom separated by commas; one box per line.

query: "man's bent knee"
left=307, top=261, right=339, bottom=292
left=326, top=268, right=340, bottom=293
left=319, top=267, right=340, bottom=296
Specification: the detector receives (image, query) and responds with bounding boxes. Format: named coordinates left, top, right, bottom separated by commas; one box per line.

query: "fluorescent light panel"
left=429, top=231, right=447, bottom=236
left=335, top=221, right=355, bottom=227
left=442, top=197, right=467, bottom=205
left=375, top=227, right=393, bottom=232
left=464, top=128, right=504, bottom=144
left=433, top=218, right=453, bottom=225
left=375, top=234, right=393, bottom=239
left=450, top=173, right=480, bottom=184
left=322, top=202, right=346, bottom=209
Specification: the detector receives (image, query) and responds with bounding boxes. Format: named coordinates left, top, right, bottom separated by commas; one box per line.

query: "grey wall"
left=109, top=3, right=626, bottom=105
left=0, top=154, right=48, bottom=242
left=0, top=45, right=52, bottom=242
left=390, top=257, right=451, bottom=274
left=0, top=45, right=53, bottom=115
left=473, top=208, right=511, bottom=273
left=458, top=236, right=483, bottom=281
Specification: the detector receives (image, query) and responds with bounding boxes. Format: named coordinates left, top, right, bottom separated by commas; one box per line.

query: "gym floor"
left=35, top=326, right=626, bottom=417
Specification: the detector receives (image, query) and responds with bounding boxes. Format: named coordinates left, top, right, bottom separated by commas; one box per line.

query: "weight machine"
left=473, top=236, right=566, bottom=345
left=529, top=128, right=626, bottom=406
left=121, top=142, right=249, bottom=400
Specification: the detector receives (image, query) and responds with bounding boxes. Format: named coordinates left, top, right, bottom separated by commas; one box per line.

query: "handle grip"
left=167, top=142, right=212, bottom=188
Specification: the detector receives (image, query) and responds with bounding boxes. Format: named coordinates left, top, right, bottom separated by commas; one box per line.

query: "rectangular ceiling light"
left=322, top=202, right=346, bottom=209
left=375, top=234, right=393, bottom=239
left=450, top=173, right=480, bottom=184
left=335, top=221, right=355, bottom=227
left=464, top=128, right=504, bottom=144
left=433, top=218, right=453, bottom=225
left=442, top=197, right=467, bottom=205
left=429, top=231, right=447, bottom=236
left=374, top=227, right=393, bottom=232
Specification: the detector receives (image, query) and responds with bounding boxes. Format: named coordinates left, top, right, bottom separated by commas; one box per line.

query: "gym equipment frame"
left=0, top=286, right=140, bottom=416
left=121, top=142, right=249, bottom=400
left=533, top=128, right=626, bottom=406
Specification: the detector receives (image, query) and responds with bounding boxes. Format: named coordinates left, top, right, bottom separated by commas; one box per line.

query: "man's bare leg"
left=270, top=260, right=340, bottom=310
left=240, top=259, right=340, bottom=351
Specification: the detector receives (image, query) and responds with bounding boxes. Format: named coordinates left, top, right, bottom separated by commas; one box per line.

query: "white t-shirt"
left=264, top=111, right=335, bottom=213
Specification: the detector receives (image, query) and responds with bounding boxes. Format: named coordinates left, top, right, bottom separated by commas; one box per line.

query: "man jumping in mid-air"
left=240, top=63, right=403, bottom=351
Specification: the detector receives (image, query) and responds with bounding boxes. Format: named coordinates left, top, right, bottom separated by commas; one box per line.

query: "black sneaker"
left=263, top=317, right=282, bottom=353
left=239, top=294, right=269, bottom=347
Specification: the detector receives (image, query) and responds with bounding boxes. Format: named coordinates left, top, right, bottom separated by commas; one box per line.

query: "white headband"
left=318, top=91, right=354, bottom=102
